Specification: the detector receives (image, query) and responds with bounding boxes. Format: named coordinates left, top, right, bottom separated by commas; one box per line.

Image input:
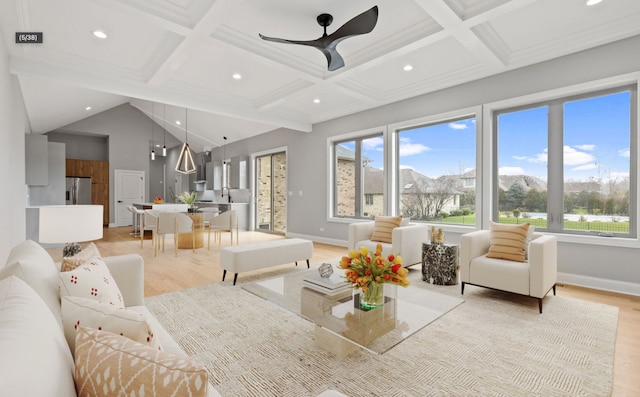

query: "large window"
left=495, top=86, right=636, bottom=237
left=396, top=116, right=476, bottom=225
left=333, top=134, right=384, bottom=218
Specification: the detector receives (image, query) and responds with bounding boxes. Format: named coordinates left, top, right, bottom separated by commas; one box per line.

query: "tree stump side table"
left=422, top=242, right=459, bottom=285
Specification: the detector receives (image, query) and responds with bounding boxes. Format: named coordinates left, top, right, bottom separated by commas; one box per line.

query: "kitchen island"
left=195, top=202, right=249, bottom=230
left=133, top=203, right=189, bottom=212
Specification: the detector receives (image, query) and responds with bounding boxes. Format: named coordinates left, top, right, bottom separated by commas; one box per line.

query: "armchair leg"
left=553, top=284, right=557, bottom=295
left=538, top=298, right=543, bottom=314
left=461, top=282, right=465, bottom=295
left=222, top=269, right=226, bottom=281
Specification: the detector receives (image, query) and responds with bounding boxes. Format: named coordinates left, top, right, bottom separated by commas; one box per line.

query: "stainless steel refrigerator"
left=66, top=176, right=92, bottom=205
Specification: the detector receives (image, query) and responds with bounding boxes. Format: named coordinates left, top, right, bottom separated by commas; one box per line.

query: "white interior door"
left=114, top=169, right=145, bottom=227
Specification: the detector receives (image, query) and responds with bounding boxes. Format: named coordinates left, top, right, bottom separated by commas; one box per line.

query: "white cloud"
left=564, top=145, right=595, bottom=166
left=463, top=167, right=474, bottom=173
left=399, top=137, right=430, bottom=156
left=512, top=155, right=528, bottom=160
left=575, top=144, right=595, bottom=151
left=571, top=163, right=597, bottom=171
left=449, top=122, right=467, bottom=130
left=499, top=166, right=525, bottom=175
left=363, top=136, right=384, bottom=151
left=399, top=164, right=415, bottom=170
left=618, top=148, right=630, bottom=158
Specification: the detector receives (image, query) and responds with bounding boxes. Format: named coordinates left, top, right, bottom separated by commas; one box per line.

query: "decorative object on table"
left=39, top=205, right=104, bottom=257
left=430, top=226, right=436, bottom=243
left=422, top=242, right=459, bottom=285
left=340, top=243, right=409, bottom=311
left=434, top=228, right=444, bottom=244
left=153, top=196, right=164, bottom=204
left=177, top=191, right=197, bottom=212
left=318, top=262, right=334, bottom=278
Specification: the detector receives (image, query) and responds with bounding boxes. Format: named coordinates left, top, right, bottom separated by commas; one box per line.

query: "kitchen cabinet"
left=209, top=160, right=222, bottom=190
left=66, top=158, right=110, bottom=225
left=229, top=156, right=248, bottom=189
left=25, top=135, right=48, bottom=185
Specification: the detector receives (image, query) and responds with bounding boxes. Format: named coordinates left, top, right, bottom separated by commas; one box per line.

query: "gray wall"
left=214, top=35, right=640, bottom=293
left=0, top=39, right=28, bottom=263
left=46, top=131, right=108, bottom=162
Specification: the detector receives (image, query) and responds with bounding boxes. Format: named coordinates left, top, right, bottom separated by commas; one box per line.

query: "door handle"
left=118, top=200, right=124, bottom=203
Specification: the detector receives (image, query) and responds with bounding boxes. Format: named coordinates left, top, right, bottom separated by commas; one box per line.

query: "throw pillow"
left=75, top=326, right=208, bottom=397
left=0, top=276, right=76, bottom=396
left=486, top=222, right=530, bottom=262
left=61, top=296, right=161, bottom=354
left=61, top=242, right=101, bottom=272
left=525, top=225, right=536, bottom=259
left=59, top=257, right=124, bottom=309
left=0, top=239, right=63, bottom=327
left=370, top=215, right=403, bottom=244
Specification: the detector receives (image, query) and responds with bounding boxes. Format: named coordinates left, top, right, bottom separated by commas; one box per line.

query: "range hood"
left=193, top=151, right=211, bottom=189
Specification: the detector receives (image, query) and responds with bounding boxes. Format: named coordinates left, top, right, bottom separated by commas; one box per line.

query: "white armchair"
left=348, top=221, right=429, bottom=266
left=459, top=230, right=557, bottom=313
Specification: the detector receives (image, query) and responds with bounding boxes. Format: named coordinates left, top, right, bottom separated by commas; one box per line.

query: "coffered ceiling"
left=1, top=0, right=639, bottom=152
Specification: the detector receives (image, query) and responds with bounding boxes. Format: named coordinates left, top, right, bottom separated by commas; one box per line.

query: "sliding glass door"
left=255, top=152, right=287, bottom=234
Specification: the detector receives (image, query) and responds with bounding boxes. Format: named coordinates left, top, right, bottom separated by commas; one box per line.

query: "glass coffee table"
left=242, top=267, right=463, bottom=355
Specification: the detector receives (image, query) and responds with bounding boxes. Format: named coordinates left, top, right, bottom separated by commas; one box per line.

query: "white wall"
left=216, top=35, right=640, bottom=294
left=0, top=39, right=28, bottom=263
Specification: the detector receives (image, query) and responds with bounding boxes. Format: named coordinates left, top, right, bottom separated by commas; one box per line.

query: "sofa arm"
left=103, top=254, right=145, bottom=307
left=391, top=223, right=429, bottom=266
left=347, top=222, right=375, bottom=251
left=528, top=235, right=557, bottom=298
left=459, top=230, right=490, bottom=282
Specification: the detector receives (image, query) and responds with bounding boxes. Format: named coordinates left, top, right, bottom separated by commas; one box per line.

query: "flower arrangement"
left=339, top=243, right=410, bottom=310
left=177, top=191, right=197, bottom=211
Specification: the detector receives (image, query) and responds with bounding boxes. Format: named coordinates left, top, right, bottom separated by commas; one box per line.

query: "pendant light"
left=175, top=108, right=196, bottom=174
left=150, top=103, right=155, bottom=160
left=162, top=104, right=167, bottom=156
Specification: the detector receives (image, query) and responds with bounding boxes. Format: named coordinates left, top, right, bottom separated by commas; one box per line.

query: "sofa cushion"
left=486, top=222, right=530, bottom=262
left=59, top=257, right=124, bottom=308
left=0, top=276, right=76, bottom=396
left=0, top=239, right=62, bottom=327
left=61, top=296, right=161, bottom=354
left=61, top=242, right=101, bottom=272
left=75, top=326, right=209, bottom=397
left=370, top=215, right=402, bottom=243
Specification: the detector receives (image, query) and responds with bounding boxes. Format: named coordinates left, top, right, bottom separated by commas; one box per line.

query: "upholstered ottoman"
left=220, top=238, right=314, bottom=285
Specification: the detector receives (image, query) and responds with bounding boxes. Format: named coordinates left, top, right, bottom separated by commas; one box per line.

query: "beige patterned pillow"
left=370, top=215, right=403, bottom=244
left=486, top=222, right=530, bottom=262
left=61, top=242, right=101, bottom=272
left=75, top=326, right=208, bottom=397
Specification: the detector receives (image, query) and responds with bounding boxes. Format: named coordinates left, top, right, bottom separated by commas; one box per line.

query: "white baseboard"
left=557, top=272, right=640, bottom=297
left=284, top=232, right=348, bottom=249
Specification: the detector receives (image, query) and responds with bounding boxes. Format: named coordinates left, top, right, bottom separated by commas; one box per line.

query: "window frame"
left=484, top=73, right=640, bottom=247
left=388, top=106, right=482, bottom=231
left=327, top=126, right=387, bottom=221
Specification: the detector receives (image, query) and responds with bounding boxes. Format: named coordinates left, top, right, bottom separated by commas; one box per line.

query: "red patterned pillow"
left=59, top=257, right=124, bottom=308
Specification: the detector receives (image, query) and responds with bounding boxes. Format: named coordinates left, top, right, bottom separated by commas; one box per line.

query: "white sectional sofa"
left=0, top=240, right=350, bottom=397
left=0, top=240, right=220, bottom=397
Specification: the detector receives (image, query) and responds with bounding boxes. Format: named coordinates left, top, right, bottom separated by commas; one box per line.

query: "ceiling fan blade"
left=258, top=34, right=322, bottom=49
left=320, top=48, right=345, bottom=72
left=327, top=6, right=378, bottom=42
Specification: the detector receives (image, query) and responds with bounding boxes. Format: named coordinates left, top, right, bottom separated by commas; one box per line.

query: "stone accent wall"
left=336, top=158, right=355, bottom=216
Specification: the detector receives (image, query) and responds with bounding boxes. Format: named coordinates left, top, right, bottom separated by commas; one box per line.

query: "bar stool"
left=126, top=205, right=144, bottom=237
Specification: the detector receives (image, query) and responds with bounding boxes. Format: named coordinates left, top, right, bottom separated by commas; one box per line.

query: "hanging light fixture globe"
left=175, top=108, right=196, bottom=174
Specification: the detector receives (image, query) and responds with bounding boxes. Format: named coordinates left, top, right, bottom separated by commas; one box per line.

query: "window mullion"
left=547, top=102, right=564, bottom=232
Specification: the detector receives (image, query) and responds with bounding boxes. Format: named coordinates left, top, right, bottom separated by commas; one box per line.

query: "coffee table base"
left=314, top=326, right=357, bottom=358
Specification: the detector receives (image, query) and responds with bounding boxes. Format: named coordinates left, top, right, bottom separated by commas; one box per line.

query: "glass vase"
left=359, top=281, right=384, bottom=311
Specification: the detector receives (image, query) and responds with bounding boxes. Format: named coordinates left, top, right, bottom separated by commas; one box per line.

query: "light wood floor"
left=54, top=226, right=640, bottom=396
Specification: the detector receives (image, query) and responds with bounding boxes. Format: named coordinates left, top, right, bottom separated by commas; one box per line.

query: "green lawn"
left=424, top=214, right=630, bottom=233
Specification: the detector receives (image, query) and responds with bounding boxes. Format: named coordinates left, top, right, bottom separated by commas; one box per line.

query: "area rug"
left=145, top=265, right=618, bottom=397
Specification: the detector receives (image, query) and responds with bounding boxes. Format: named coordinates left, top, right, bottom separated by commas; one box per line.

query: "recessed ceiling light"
left=176, top=120, right=181, bottom=125
left=85, top=106, right=92, bottom=111
left=232, top=73, right=242, bottom=80
left=586, top=0, right=602, bottom=5
left=403, top=64, right=413, bottom=71
left=313, top=98, right=320, bottom=104
left=92, top=30, right=108, bottom=39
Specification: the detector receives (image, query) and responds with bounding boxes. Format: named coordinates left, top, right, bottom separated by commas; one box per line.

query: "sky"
left=350, top=90, right=631, bottom=182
